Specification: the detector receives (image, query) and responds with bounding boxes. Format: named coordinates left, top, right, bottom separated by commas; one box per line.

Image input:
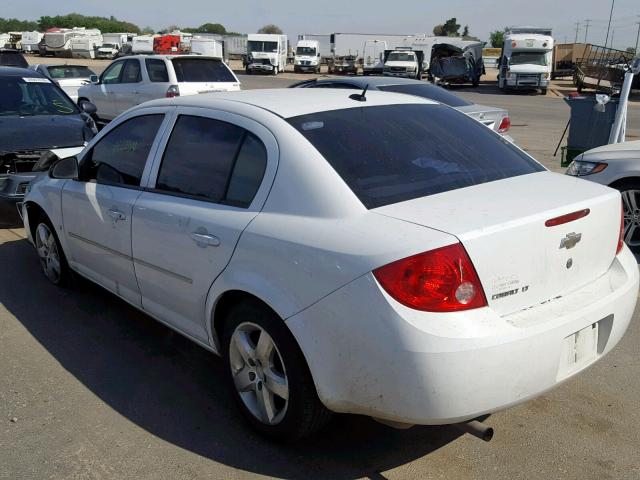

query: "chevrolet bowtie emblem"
left=560, top=232, right=582, bottom=250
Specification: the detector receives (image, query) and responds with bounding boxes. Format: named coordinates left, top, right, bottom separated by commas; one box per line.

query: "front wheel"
left=540, top=88, right=548, bottom=95
left=34, top=217, right=71, bottom=286
left=222, top=300, right=331, bottom=440
left=272, top=66, right=279, bottom=75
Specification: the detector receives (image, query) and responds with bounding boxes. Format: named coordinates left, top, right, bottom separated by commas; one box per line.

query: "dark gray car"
left=0, top=67, right=97, bottom=224
left=290, top=76, right=511, bottom=136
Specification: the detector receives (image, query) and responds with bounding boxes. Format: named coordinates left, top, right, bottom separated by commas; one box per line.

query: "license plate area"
left=557, top=322, right=600, bottom=379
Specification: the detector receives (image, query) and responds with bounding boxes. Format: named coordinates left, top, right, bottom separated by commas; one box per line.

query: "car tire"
left=541, top=88, right=548, bottom=95
left=222, top=299, right=332, bottom=440
left=33, top=215, right=71, bottom=287
left=612, top=179, right=640, bottom=253
left=273, top=66, right=279, bottom=75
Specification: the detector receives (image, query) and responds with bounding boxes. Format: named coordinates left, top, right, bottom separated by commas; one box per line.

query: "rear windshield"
left=171, top=58, right=235, bottom=83
left=377, top=84, right=472, bottom=107
left=47, top=66, right=95, bottom=79
left=0, top=76, right=78, bottom=117
left=288, top=104, right=543, bottom=209
left=0, top=51, right=28, bottom=68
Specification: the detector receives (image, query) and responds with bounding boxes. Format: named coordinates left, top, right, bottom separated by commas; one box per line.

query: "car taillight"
left=166, top=85, right=180, bottom=98
left=373, top=243, right=487, bottom=312
left=617, top=200, right=624, bottom=254
left=497, top=116, right=510, bottom=133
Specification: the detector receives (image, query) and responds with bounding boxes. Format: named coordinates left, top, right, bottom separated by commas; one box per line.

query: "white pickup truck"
left=383, top=48, right=422, bottom=79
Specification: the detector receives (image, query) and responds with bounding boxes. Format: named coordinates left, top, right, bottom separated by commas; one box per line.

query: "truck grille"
left=516, top=74, right=540, bottom=86
left=389, top=66, right=407, bottom=72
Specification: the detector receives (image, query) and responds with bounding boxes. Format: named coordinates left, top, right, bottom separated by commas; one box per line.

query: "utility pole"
left=604, top=0, right=615, bottom=49
left=574, top=22, right=580, bottom=43
left=635, top=19, right=640, bottom=55
left=610, top=29, right=615, bottom=49
left=583, top=19, right=591, bottom=43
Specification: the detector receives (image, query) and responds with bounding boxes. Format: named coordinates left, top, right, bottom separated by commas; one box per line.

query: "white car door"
left=91, top=60, right=126, bottom=120
left=131, top=107, right=278, bottom=341
left=61, top=111, right=169, bottom=306
left=115, top=59, right=144, bottom=114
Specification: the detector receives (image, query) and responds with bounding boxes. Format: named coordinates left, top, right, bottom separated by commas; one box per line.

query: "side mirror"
left=50, top=156, right=79, bottom=180
left=89, top=74, right=99, bottom=84
left=80, top=100, right=97, bottom=115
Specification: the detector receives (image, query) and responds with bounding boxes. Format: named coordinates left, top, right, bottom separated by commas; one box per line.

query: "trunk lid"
left=455, top=104, right=507, bottom=132
left=374, top=171, right=621, bottom=316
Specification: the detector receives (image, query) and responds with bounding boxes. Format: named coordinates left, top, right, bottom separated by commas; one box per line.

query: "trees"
left=490, top=28, right=509, bottom=48
left=0, top=17, right=38, bottom=32
left=183, top=23, right=227, bottom=34
left=433, top=18, right=461, bottom=37
left=258, top=24, right=283, bottom=34
left=38, top=14, right=140, bottom=33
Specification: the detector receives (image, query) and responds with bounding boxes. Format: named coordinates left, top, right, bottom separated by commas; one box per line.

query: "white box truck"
left=294, top=39, right=321, bottom=73
left=71, top=30, right=103, bottom=59
left=297, top=34, right=331, bottom=60
left=245, top=34, right=287, bottom=75
left=96, top=33, right=130, bottom=59
left=498, top=27, right=554, bottom=95
left=21, top=31, right=43, bottom=52
left=191, top=37, right=224, bottom=58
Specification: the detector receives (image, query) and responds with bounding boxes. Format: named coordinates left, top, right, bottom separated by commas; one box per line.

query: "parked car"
left=566, top=140, right=640, bottom=252
left=0, top=67, right=96, bottom=224
left=291, top=76, right=511, bottom=136
left=29, top=64, right=96, bottom=103
left=0, top=48, right=28, bottom=68
left=22, top=89, right=637, bottom=440
left=77, top=55, right=241, bottom=122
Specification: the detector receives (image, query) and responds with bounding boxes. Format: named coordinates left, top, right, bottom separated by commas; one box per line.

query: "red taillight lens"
left=617, top=200, right=625, bottom=254
left=545, top=208, right=590, bottom=227
left=497, top=116, right=510, bottom=133
left=166, top=85, right=180, bottom=98
left=373, top=243, right=487, bottom=312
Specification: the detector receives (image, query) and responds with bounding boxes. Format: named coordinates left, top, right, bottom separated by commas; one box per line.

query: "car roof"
left=116, top=54, right=223, bottom=61
left=0, top=66, right=45, bottom=77
left=142, top=88, right=437, bottom=118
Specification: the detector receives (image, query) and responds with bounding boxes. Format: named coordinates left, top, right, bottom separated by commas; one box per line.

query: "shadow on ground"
left=0, top=238, right=464, bottom=480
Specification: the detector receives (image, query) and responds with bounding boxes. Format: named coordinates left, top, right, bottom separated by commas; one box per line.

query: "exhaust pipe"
left=454, top=419, right=493, bottom=442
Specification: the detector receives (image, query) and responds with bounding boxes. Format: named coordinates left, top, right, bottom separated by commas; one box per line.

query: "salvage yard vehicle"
left=291, top=76, right=511, bottom=136
left=293, top=39, right=321, bottom=73
left=22, top=88, right=638, bottom=440
left=327, top=55, right=358, bottom=75
left=383, top=48, right=423, bottom=79
left=0, top=48, right=28, bottom=68
left=566, top=140, right=640, bottom=252
left=0, top=67, right=96, bottom=223
left=29, top=64, right=96, bottom=103
left=428, top=40, right=485, bottom=87
left=245, top=34, right=288, bottom=75
left=77, top=55, right=240, bottom=121
left=362, top=39, right=387, bottom=75
left=96, top=33, right=130, bottom=59
left=20, top=31, right=43, bottom=53
left=498, top=27, right=554, bottom=95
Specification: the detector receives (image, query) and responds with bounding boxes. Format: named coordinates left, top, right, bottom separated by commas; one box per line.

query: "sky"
left=6, top=0, right=640, bottom=50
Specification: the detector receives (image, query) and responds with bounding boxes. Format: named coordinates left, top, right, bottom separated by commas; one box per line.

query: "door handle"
left=108, top=208, right=126, bottom=221
left=190, top=232, right=220, bottom=247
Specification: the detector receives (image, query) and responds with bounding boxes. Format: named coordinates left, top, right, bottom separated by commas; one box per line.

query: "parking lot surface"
left=2, top=57, right=640, bottom=480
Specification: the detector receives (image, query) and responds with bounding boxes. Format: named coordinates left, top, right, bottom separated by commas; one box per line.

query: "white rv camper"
left=71, top=30, right=103, bottom=59
left=191, top=37, right=224, bottom=58
left=21, top=31, right=43, bottom=52
left=43, top=28, right=98, bottom=57
left=131, top=35, right=156, bottom=54
left=499, top=27, right=554, bottom=94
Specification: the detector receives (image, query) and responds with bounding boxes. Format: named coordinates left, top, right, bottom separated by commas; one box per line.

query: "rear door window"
left=145, top=58, right=169, bottom=82
left=171, top=58, right=236, bottom=82
left=121, top=59, right=142, bottom=83
left=155, top=115, right=266, bottom=207
left=288, top=104, right=544, bottom=209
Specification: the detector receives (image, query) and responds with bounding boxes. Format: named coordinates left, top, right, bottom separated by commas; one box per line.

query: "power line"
left=584, top=19, right=591, bottom=42
left=574, top=21, right=581, bottom=43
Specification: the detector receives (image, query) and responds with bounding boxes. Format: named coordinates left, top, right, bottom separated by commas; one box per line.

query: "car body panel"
left=568, top=141, right=640, bottom=186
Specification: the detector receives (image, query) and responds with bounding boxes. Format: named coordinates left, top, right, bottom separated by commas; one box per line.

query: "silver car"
left=29, top=64, right=96, bottom=103
left=566, top=140, right=640, bottom=251
left=290, top=76, right=511, bottom=136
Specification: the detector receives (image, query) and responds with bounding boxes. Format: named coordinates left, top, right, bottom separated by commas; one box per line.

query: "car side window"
left=80, top=114, right=165, bottom=187
left=102, top=61, right=124, bottom=84
left=145, top=59, right=169, bottom=82
left=156, top=115, right=267, bottom=207
left=121, top=60, right=142, bottom=83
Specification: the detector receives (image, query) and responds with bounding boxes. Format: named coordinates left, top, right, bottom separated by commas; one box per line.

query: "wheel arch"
left=608, top=176, right=640, bottom=190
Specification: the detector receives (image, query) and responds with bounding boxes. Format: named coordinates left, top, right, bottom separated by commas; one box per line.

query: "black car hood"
left=0, top=115, right=86, bottom=153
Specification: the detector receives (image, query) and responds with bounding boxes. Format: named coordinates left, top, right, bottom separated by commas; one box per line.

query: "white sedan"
left=22, top=89, right=638, bottom=440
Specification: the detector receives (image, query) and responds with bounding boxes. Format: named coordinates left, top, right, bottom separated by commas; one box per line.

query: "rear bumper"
left=286, top=247, right=638, bottom=425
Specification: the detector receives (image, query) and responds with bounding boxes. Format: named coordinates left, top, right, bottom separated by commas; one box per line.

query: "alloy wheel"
left=622, top=190, right=640, bottom=247
left=35, top=223, right=62, bottom=283
left=229, top=322, right=289, bottom=425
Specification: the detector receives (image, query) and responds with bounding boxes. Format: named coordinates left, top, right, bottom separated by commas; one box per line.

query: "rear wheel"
left=34, top=216, right=71, bottom=286
left=222, top=300, right=331, bottom=440
left=540, top=88, right=548, bottom=95
left=613, top=179, right=640, bottom=253
left=273, top=66, right=279, bottom=75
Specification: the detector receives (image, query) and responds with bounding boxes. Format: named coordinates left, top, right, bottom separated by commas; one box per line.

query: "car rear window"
left=377, top=84, right=472, bottom=107
left=171, top=58, right=236, bottom=83
left=288, top=104, right=544, bottom=209
left=0, top=51, right=28, bottom=68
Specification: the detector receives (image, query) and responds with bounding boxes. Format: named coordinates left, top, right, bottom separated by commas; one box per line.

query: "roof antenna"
left=349, top=83, right=368, bottom=102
